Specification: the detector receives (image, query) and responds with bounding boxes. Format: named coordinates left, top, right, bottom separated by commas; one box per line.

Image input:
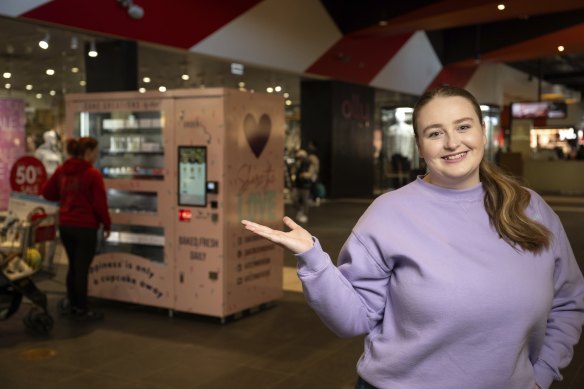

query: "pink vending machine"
left=65, top=88, right=284, bottom=320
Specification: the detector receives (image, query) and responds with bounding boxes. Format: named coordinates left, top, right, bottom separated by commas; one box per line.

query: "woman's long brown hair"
left=412, top=85, right=551, bottom=254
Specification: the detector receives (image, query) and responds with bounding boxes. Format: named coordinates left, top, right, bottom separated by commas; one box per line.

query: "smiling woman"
left=242, top=86, right=584, bottom=389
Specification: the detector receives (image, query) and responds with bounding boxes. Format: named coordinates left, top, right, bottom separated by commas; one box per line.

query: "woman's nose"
left=445, top=132, right=461, bottom=149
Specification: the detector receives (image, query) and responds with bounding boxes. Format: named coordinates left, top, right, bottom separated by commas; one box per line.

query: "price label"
left=10, top=156, right=48, bottom=195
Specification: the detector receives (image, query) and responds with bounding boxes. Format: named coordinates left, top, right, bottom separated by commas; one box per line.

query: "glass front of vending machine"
left=74, top=108, right=165, bottom=261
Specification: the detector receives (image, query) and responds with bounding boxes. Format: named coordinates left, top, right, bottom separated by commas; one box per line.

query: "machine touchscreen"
left=178, top=146, right=207, bottom=207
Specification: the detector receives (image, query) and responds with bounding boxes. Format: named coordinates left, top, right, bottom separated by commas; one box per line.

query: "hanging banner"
left=0, top=99, right=26, bottom=210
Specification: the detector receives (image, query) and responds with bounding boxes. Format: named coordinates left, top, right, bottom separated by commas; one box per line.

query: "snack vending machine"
left=65, top=88, right=284, bottom=319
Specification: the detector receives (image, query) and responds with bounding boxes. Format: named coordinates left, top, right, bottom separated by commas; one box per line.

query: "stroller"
left=0, top=206, right=58, bottom=335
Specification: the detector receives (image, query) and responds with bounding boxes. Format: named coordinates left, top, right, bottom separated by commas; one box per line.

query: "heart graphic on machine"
left=243, top=113, right=271, bottom=158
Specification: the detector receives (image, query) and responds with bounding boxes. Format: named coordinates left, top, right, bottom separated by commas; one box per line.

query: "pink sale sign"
left=0, top=99, right=26, bottom=210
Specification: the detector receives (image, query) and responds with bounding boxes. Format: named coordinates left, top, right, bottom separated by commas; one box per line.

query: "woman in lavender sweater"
left=242, top=86, right=584, bottom=389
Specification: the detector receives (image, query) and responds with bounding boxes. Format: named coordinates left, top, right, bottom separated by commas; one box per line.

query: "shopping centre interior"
left=1, top=2, right=584, bottom=388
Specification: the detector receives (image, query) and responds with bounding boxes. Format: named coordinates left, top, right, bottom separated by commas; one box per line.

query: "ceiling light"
left=50, top=90, right=56, bottom=96
left=139, top=87, right=146, bottom=93
left=238, top=81, right=245, bottom=88
left=39, top=33, right=50, bottom=49
left=285, top=100, right=292, bottom=106
left=266, top=87, right=274, bottom=93
left=80, top=80, right=86, bottom=86
left=118, top=0, right=145, bottom=19
left=497, top=4, right=505, bottom=11
left=5, top=83, right=11, bottom=89
left=36, top=93, right=42, bottom=99
left=283, top=92, right=289, bottom=98
left=46, top=68, right=55, bottom=76
left=25, top=84, right=33, bottom=90
left=275, top=86, right=282, bottom=92
left=88, top=41, right=98, bottom=57
left=558, top=45, right=565, bottom=52
left=3, top=72, right=10, bottom=79
left=71, top=67, right=79, bottom=73
left=158, top=86, right=166, bottom=92
left=181, top=74, right=189, bottom=81
left=143, top=77, right=151, bottom=83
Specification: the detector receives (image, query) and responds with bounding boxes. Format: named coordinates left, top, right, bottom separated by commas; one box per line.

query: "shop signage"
left=10, top=156, right=47, bottom=195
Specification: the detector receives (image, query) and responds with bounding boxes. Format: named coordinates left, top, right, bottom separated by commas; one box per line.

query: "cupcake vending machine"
left=65, top=88, right=284, bottom=319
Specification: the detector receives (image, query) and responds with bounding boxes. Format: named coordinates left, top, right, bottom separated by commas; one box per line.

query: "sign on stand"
left=10, top=156, right=48, bottom=196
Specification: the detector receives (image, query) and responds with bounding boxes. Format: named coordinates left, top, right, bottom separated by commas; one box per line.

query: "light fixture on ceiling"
left=25, top=84, right=33, bottom=90
left=558, top=45, right=565, bottom=52
left=39, top=33, right=50, bottom=49
left=497, top=4, right=505, bottom=11
left=117, top=0, right=145, bottom=20
left=88, top=41, right=98, bottom=57
left=46, top=68, right=55, bottom=76
left=181, top=74, right=190, bottom=81
left=3, top=72, right=11, bottom=79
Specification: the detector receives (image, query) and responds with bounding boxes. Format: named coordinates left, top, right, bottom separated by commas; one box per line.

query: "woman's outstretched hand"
left=241, top=216, right=314, bottom=255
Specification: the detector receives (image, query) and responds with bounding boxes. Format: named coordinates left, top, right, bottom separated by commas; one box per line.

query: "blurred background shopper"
left=242, top=86, right=584, bottom=389
left=42, top=136, right=111, bottom=321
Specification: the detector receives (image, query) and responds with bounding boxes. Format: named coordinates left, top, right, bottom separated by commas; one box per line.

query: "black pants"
left=59, top=226, right=98, bottom=311
left=355, top=376, right=378, bottom=389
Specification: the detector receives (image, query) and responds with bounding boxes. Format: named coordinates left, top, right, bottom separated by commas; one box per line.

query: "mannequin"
left=386, top=109, right=415, bottom=162
left=35, top=130, right=63, bottom=176
left=385, top=109, right=415, bottom=189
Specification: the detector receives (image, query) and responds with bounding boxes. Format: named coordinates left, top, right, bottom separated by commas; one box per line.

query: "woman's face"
left=415, top=96, right=486, bottom=190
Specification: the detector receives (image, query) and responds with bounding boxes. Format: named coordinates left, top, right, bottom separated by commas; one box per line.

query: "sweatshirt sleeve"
left=91, top=169, right=111, bottom=231
left=533, top=206, right=584, bottom=389
left=41, top=168, right=61, bottom=202
left=296, top=233, right=391, bottom=337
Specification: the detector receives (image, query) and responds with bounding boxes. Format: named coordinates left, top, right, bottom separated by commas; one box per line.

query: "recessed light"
left=558, top=45, right=565, bottom=52
left=71, top=67, right=79, bottom=73
left=143, top=77, right=151, bottom=83
left=158, top=86, right=166, bottom=92
left=497, top=4, right=505, bottom=11
left=25, top=84, right=33, bottom=90
left=46, top=68, right=55, bottom=76
left=3, top=72, right=11, bottom=79
left=181, top=74, right=189, bottom=81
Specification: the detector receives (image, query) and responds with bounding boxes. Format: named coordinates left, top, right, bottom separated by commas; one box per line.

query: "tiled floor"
left=1, top=197, right=583, bottom=388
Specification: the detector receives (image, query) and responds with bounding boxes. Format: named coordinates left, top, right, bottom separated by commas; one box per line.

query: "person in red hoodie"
left=42, top=136, right=111, bottom=320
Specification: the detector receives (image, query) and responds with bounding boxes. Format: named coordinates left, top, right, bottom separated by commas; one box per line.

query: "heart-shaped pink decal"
left=243, top=113, right=271, bottom=158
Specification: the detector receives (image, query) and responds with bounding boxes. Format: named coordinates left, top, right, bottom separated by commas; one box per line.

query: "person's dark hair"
left=66, top=137, right=98, bottom=158
left=412, top=85, right=550, bottom=254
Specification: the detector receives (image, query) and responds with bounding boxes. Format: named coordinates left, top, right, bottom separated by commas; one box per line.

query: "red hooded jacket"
left=42, top=158, right=111, bottom=231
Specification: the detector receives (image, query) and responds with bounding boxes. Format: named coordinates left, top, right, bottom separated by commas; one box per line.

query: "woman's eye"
left=458, top=124, right=471, bottom=131
left=428, top=131, right=441, bottom=138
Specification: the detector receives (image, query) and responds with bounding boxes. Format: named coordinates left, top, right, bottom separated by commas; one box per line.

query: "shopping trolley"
left=0, top=206, right=58, bottom=335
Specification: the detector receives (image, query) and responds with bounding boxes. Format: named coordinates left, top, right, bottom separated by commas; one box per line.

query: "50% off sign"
left=10, top=156, right=48, bottom=195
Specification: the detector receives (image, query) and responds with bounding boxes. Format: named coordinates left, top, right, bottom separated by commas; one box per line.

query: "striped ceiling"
left=2, top=0, right=583, bottom=96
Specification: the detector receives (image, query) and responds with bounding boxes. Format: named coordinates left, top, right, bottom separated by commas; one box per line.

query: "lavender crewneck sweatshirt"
left=297, top=177, right=584, bottom=389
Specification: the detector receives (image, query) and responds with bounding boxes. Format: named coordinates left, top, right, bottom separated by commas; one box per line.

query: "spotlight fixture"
left=117, top=0, right=145, bottom=19
left=158, top=86, right=167, bottom=92
left=181, top=74, right=190, bottom=81
left=143, top=77, right=151, bottom=83
left=2, top=72, right=11, bottom=79
left=39, top=33, right=50, bottom=49
left=558, top=45, right=565, bottom=52
left=25, top=84, right=33, bottom=90
left=46, top=68, right=55, bottom=76
left=88, top=41, right=98, bottom=57
left=139, top=87, right=146, bottom=93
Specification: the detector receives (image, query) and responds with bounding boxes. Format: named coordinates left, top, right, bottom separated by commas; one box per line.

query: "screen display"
left=511, top=101, right=567, bottom=119
left=178, top=146, right=207, bottom=207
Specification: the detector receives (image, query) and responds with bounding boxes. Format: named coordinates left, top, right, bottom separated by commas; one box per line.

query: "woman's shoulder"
left=524, top=187, right=560, bottom=226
